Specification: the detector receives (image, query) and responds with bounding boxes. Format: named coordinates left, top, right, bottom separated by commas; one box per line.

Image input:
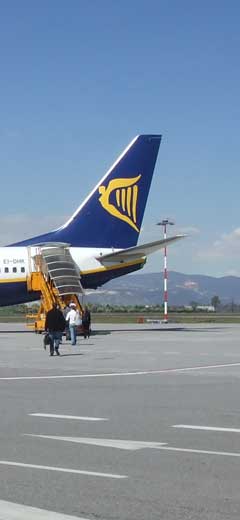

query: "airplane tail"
left=12, top=134, right=162, bottom=249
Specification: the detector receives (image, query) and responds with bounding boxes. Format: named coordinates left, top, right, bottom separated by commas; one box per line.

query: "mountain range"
left=85, top=271, right=240, bottom=306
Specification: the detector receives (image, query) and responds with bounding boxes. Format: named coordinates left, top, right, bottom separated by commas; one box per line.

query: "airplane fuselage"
left=0, top=246, right=145, bottom=306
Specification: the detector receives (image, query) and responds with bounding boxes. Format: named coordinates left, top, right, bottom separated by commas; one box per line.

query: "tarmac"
left=0, top=322, right=240, bottom=519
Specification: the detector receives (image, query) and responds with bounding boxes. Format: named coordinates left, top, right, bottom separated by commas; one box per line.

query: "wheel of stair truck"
left=34, top=322, right=42, bottom=334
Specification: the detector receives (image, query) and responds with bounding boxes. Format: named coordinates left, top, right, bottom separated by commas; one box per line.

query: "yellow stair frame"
left=26, top=247, right=83, bottom=333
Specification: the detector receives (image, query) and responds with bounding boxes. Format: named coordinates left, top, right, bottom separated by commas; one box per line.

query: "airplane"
left=0, top=134, right=184, bottom=307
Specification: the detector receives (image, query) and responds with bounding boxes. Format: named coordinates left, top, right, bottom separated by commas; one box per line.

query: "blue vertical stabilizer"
left=12, top=134, right=162, bottom=248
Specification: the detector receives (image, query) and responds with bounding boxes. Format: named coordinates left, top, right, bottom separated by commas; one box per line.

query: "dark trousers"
left=48, top=331, right=62, bottom=354
left=82, top=322, right=90, bottom=338
left=65, top=323, right=70, bottom=341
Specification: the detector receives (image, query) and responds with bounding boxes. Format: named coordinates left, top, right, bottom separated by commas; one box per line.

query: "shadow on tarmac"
left=0, top=326, right=228, bottom=334
left=60, top=353, right=85, bottom=357
left=90, top=330, right=111, bottom=336
left=93, top=326, right=228, bottom=334
left=185, top=327, right=228, bottom=332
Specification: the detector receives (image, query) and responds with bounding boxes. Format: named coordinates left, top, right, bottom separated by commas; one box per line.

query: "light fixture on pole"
left=157, top=219, right=175, bottom=323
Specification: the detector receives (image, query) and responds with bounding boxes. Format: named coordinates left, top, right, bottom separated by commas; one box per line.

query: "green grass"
left=0, top=316, right=26, bottom=323
left=0, top=312, right=240, bottom=325
left=93, top=313, right=240, bottom=324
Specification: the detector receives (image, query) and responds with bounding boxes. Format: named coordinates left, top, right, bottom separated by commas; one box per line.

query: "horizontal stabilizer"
left=96, top=235, right=186, bottom=264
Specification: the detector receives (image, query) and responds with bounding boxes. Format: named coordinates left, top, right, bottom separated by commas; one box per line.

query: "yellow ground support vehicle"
left=26, top=244, right=83, bottom=333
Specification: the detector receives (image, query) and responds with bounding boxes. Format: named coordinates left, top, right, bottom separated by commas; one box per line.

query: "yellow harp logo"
left=98, top=175, right=141, bottom=232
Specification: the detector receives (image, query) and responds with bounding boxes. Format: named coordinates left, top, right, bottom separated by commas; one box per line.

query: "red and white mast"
left=157, top=219, right=174, bottom=323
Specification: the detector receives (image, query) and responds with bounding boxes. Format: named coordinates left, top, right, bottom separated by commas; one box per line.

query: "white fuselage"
left=0, top=246, right=119, bottom=280
left=0, top=245, right=146, bottom=307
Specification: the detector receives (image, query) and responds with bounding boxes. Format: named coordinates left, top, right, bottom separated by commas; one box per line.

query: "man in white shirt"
left=66, top=303, right=78, bottom=345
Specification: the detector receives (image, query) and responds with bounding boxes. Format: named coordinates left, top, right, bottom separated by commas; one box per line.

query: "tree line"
left=1, top=297, right=240, bottom=315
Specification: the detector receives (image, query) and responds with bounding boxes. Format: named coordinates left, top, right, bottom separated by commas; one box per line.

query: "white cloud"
left=178, top=226, right=200, bottom=235
left=224, top=269, right=240, bottom=276
left=139, top=223, right=200, bottom=244
left=0, top=213, right=67, bottom=246
left=197, top=228, right=240, bottom=260
left=2, top=215, right=239, bottom=278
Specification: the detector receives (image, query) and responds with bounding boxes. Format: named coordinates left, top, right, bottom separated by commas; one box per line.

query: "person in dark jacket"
left=45, top=304, right=66, bottom=356
left=82, top=306, right=91, bottom=339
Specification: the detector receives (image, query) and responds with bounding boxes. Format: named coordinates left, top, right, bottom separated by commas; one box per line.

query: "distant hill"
left=85, top=271, right=240, bottom=306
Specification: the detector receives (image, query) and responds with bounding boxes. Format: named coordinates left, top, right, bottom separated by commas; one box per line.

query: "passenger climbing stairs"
left=26, top=243, right=83, bottom=332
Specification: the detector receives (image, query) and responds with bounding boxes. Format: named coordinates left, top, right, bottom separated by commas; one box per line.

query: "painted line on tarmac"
left=158, top=446, right=240, bottom=458
left=0, top=460, right=126, bottom=479
left=1, top=361, right=240, bottom=380
left=173, top=424, right=240, bottom=433
left=30, top=413, right=108, bottom=421
left=24, top=434, right=167, bottom=450
left=0, top=499, right=90, bottom=519
left=23, top=434, right=240, bottom=459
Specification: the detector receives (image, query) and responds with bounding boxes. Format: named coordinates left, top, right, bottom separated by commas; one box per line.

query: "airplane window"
left=13, top=267, right=17, bottom=273
left=21, top=267, right=25, bottom=273
left=4, top=267, right=9, bottom=273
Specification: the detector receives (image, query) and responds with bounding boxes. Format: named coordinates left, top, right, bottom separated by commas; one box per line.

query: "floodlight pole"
left=157, top=219, right=175, bottom=323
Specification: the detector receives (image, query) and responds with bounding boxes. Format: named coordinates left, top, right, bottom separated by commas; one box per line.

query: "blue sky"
left=1, top=1, right=240, bottom=276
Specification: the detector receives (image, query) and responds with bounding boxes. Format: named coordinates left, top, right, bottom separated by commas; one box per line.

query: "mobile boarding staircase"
left=26, top=243, right=84, bottom=332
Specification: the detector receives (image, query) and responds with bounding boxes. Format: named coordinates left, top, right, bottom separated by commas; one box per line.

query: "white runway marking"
left=24, top=435, right=240, bottom=459
left=24, top=434, right=166, bottom=451
left=159, top=446, right=240, bottom=458
left=173, top=424, right=240, bottom=433
left=30, top=413, right=108, bottom=421
left=1, top=361, right=240, bottom=380
left=0, top=460, right=126, bottom=479
left=0, top=499, right=89, bottom=519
